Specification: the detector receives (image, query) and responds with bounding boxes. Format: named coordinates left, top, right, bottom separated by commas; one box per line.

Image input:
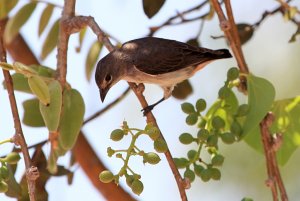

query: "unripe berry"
left=194, top=164, right=204, bottom=177
left=4, top=152, right=20, bottom=164
left=207, top=135, right=218, bottom=147
left=110, top=129, right=124, bottom=141
left=184, top=169, right=195, bottom=182
left=107, top=147, right=115, bottom=157
left=197, top=118, right=207, bottom=128
left=237, top=104, right=250, bottom=116
left=227, top=67, right=239, bottom=81
left=0, top=180, right=8, bottom=193
left=196, top=99, right=206, bottom=112
left=0, top=166, right=9, bottom=181
left=221, top=132, right=235, bottom=144
left=200, top=168, right=212, bottom=182
left=179, top=133, right=194, bottom=144
left=187, top=150, right=197, bottom=161
left=146, top=127, right=160, bottom=141
left=212, top=116, right=225, bottom=130
left=210, top=168, right=221, bottom=180
left=131, top=179, right=144, bottom=195
left=153, top=138, right=168, bottom=153
left=211, top=154, right=224, bottom=166
left=197, top=129, right=209, bottom=142
left=181, top=102, right=195, bottom=114
left=143, top=152, right=161, bottom=165
left=126, top=175, right=135, bottom=187
left=186, top=113, right=198, bottom=125
left=218, top=86, right=231, bottom=99
left=230, top=121, right=242, bottom=137
left=99, top=170, right=114, bottom=183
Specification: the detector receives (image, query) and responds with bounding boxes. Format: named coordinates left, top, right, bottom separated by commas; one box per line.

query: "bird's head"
left=95, top=51, right=125, bottom=102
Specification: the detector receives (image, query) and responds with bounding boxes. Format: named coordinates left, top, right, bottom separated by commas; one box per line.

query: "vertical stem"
left=0, top=23, right=36, bottom=201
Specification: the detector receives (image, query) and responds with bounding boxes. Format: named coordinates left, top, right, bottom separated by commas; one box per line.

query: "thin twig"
left=83, top=87, right=130, bottom=125
left=0, top=21, right=38, bottom=201
left=148, top=1, right=210, bottom=36
left=260, top=113, right=288, bottom=201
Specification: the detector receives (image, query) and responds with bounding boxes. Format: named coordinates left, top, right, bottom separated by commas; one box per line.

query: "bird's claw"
left=141, top=105, right=155, bottom=116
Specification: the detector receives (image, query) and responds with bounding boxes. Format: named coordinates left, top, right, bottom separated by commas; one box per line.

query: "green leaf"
left=38, top=4, right=54, bottom=36
left=2, top=73, right=31, bottom=93
left=41, top=18, right=60, bottom=60
left=13, top=62, right=37, bottom=75
left=85, top=41, right=102, bottom=81
left=77, top=27, right=87, bottom=52
left=22, top=98, right=45, bottom=127
left=172, top=79, right=193, bottom=99
left=28, top=75, right=50, bottom=105
left=244, top=96, right=300, bottom=165
left=242, top=74, right=275, bottom=137
left=0, top=0, right=19, bottom=20
left=58, top=89, right=85, bottom=150
left=3, top=2, right=37, bottom=44
left=4, top=164, right=22, bottom=198
left=40, top=80, right=62, bottom=132
left=142, top=0, right=165, bottom=18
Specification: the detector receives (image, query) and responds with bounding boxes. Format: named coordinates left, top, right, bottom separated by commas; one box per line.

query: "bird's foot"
left=141, top=105, right=155, bottom=116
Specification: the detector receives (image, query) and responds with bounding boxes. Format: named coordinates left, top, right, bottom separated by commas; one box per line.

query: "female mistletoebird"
left=95, top=37, right=232, bottom=113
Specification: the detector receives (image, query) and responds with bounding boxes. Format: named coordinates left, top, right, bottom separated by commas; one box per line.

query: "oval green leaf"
left=76, top=27, right=87, bottom=52
left=58, top=89, right=85, bottom=150
left=39, top=80, right=62, bottom=132
left=143, top=0, right=165, bottom=18
left=85, top=41, right=102, bottom=81
left=0, top=0, right=19, bottom=20
left=3, top=2, right=36, bottom=44
left=38, top=4, right=54, bottom=36
left=4, top=73, right=31, bottom=93
left=41, top=18, right=60, bottom=60
left=28, top=75, right=50, bottom=105
left=22, top=98, right=45, bottom=127
left=14, top=62, right=37, bottom=75
left=242, top=74, right=275, bottom=137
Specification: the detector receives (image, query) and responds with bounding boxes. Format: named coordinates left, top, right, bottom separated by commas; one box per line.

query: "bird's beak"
left=100, top=87, right=108, bottom=102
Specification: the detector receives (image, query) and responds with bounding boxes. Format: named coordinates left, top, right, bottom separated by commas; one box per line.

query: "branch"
left=60, top=13, right=188, bottom=201
left=260, top=113, right=288, bottom=201
left=0, top=19, right=38, bottom=201
left=148, top=1, right=209, bottom=36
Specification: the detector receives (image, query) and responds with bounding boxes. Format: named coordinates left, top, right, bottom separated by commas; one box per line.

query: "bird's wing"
left=125, top=39, right=212, bottom=75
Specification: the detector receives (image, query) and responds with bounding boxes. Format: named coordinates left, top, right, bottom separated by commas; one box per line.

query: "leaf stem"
left=0, top=138, right=13, bottom=145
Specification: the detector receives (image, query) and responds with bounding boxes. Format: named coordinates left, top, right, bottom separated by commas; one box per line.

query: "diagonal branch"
left=0, top=19, right=38, bottom=201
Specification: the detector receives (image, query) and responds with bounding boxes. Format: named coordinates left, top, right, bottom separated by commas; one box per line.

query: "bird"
left=95, top=37, right=232, bottom=114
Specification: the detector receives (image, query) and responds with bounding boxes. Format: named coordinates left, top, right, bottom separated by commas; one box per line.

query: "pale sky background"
left=0, top=0, right=300, bottom=201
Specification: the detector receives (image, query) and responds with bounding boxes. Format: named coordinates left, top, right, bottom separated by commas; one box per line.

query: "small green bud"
left=218, top=86, right=231, bottom=99
left=116, top=153, right=122, bottom=158
left=0, top=180, right=8, bottom=193
left=207, top=147, right=217, bottom=155
left=227, top=67, right=239, bottom=81
left=173, top=158, right=189, bottom=169
left=207, top=135, right=218, bottom=147
left=221, top=132, right=235, bottom=144
left=153, top=138, right=168, bottom=153
left=107, top=147, right=115, bottom=157
left=0, top=166, right=9, bottom=181
left=122, top=121, right=129, bottom=133
left=131, top=179, right=144, bottom=195
left=212, top=116, right=225, bottom=130
left=187, top=150, right=197, bottom=161
left=197, top=118, right=207, bottom=128
left=99, top=170, right=114, bottom=183
left=230, top=121, right=242, bottom=137
left=110, top=129, right=124, bottom=141
left=197, top=129, right=209, bottom=142
left=143, top=152, right=161, bottom=165
left=194, top=164, right=204, bottom=177
left=236, top=104, right=250, bottom=117
left=196, top=99, right=206, bottom=112
left=146, top=126, right=160, bottom=141
left=211, top=154, right=224, bottom=166
left=179, top=133, right=194, bottom=144
left=200, top=168, right=212, bottom=182
left=186, top=113, right=198, bottom=125
left=184, top=169, right=195, bottom=182
left=126, top=175, right=135, bottom=187
left=210, top=167, right=221, bottom=180
left=181, top=102, right=195, bottom=114
left=4, top=152, right=20, bottom=164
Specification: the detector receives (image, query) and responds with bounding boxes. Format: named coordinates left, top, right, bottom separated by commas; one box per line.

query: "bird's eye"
left=105, top=74, right=112, bottom=82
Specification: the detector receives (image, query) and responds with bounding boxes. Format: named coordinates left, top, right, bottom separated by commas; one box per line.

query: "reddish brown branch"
left=0, top=19, right=38, bottom=201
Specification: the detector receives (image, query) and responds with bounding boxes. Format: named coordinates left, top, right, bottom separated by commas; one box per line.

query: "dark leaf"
left=143, top=0, right=165, bottom=18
